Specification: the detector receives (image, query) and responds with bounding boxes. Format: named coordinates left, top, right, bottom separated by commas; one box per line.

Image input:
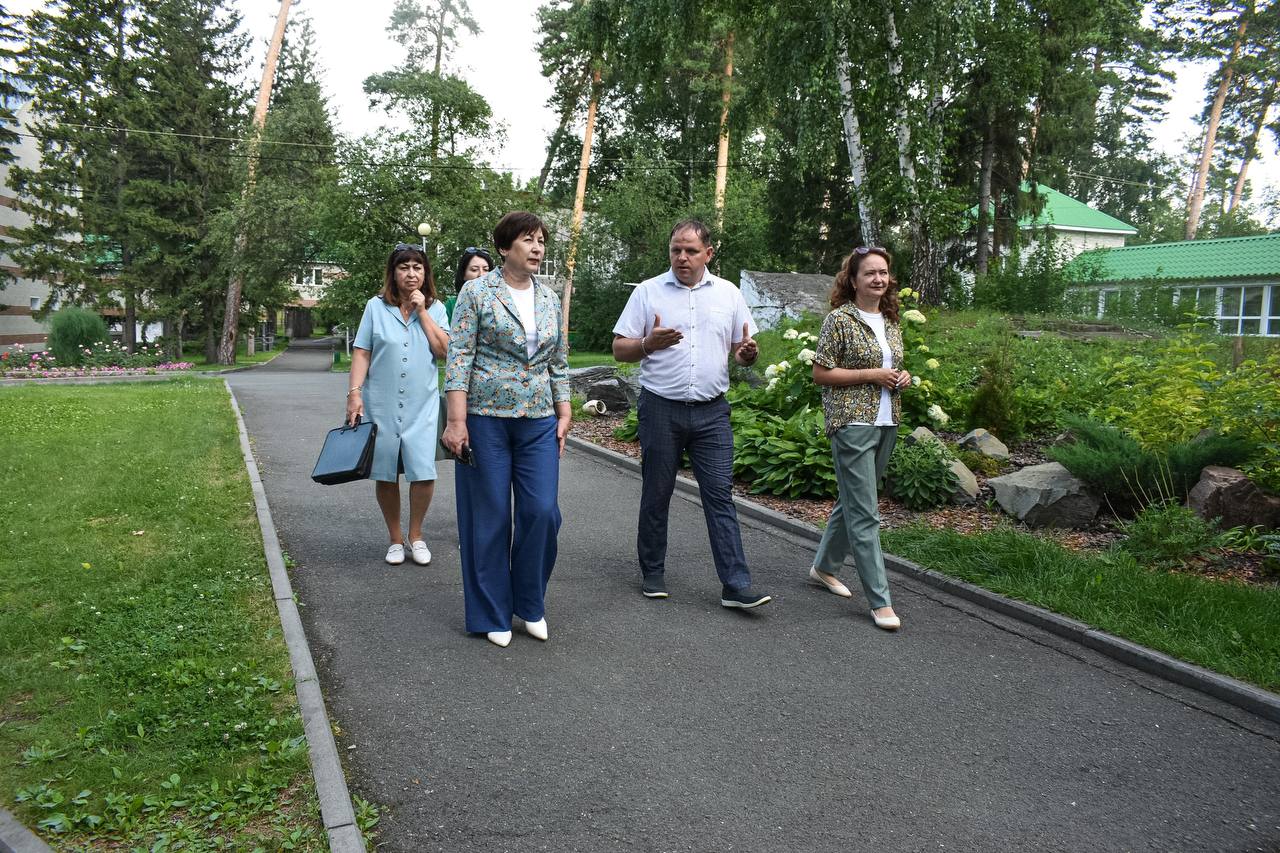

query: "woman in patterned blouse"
left=441, top=211, right=571, bottom=648
left=808, top=247, right=911, bottom=631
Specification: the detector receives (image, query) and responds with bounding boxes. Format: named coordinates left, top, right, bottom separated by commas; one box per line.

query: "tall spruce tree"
left=9, top=0, right=148, bottom=342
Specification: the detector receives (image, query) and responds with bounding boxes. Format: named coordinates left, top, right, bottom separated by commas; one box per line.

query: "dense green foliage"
left=45, top=306, right=109, bottom=366
left=1120, top=502, right=1222, bottom=569
left=885, top=438, right=959, bottom=511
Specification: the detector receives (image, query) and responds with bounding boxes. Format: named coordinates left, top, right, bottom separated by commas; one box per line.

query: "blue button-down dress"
left=354, top=295, right=449, bottom=482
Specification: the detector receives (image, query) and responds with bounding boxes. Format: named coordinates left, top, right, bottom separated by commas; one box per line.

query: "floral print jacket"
left=812, top=303, right=903, bottom=435
left=444, top=268, right=570, bottom=418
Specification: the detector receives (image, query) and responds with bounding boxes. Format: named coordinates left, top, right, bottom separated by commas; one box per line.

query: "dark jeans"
left=636, top=389, right=752, bottom=591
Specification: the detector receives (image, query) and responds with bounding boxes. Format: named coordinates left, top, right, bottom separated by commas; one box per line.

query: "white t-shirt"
left=855, top=307, right=895, bottom=426
left=507, top=284, right=538, bottom=359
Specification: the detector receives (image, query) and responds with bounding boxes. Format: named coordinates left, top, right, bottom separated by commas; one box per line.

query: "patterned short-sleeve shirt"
left=812, top=304, right=903, bottom=435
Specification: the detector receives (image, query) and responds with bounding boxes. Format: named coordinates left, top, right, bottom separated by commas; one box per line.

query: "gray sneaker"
left=641, top=574, right=669, bottom=598
left=720, top=586, right=772, bottom=609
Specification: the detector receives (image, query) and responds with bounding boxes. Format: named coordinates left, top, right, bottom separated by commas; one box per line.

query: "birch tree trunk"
left=713, top=31, right=735, bottom=235
left=976, top=119, right=995, bottom=275
left=560, top=64, right=601, bottom=348
left=1228, top=77, right=1275, bottom=212
left=536, top=66, right=590, bottom=202
left=836, top=44, right=878, bottom=247
left=430, top=5, right=448, bottom=162
left=218, top=0, right=292, bottom=365
left=1186, top=14, right=1248, bottom=240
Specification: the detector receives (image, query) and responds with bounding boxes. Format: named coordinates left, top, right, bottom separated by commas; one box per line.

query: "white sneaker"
left=486, top=630, right=512, bottom=647
left=409, top=540, right=431, bottom=565
left=514, top=615, right=548, bottom=641
left=385, top=543, right=406, bottom=565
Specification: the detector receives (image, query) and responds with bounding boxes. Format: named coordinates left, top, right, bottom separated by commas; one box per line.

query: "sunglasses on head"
left=393, top=242, right=422, bottom=253
left=854, top=246, right=886, bottom=255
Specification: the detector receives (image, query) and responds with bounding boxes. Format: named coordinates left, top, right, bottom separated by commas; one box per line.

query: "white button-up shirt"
left=613, top=268, right=757, bottom=402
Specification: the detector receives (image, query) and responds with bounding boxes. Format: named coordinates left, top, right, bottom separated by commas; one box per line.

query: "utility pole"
left=218, top=0, right=293, bottom=365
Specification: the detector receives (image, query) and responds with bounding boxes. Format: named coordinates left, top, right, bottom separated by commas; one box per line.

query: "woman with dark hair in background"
left=453, top=246, right=494, bottom=292
left=442, top=212, right=571, bottom=648
left=808, top=247, right=911, bottom=631
left=346, top=243, right=451, bottom=566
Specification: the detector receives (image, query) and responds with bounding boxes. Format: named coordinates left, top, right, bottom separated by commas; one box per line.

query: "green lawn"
left=0, top=380, right=333, bottom=849
left=883, top=524, right=1280, bottom=692
left=183, top=341, right=285, bottom=372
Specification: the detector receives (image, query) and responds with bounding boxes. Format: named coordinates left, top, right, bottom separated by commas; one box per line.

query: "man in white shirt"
left=612, top=220, right=771, bottom=609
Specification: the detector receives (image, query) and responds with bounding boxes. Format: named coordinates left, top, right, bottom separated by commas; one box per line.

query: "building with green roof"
left=971, top=183, right=1138, bottom=262
left=1064, top=233, right=1280, bottom=336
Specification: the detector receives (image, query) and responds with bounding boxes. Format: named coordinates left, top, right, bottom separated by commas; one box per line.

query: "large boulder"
left=568, top=366, right=638, bottom=413
left=988, top=462, right=1099, bottom=528
left=958, top=428, right=1009, bottom=460
left=1187, top=466, right=1280, bottom=531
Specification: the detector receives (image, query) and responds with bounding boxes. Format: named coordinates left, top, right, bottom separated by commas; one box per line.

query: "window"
left=293, top=268, right=320, bottom=289
left=29, top=297, right=39, bottom=311
left=1215, top=285, right=1266, bottom=335
left=1267, top=285, right=1280, bottom=336
left=538, top=256, right=557, bottom=278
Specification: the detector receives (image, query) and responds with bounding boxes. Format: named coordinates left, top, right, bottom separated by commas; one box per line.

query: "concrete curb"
left=226, top=381, right=366, bottom=852
left=566, top=434, right=1280, bottom=725
left=0, top=807, right=52, bottom=853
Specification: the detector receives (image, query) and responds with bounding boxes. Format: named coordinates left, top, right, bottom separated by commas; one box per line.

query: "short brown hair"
left=493, top=211, right=549, bottom=253
left=829, top=247, right=900, bottom=323
left=381, top=244, right=436, bottom=307
left=669, top=218, right=712, bottom=246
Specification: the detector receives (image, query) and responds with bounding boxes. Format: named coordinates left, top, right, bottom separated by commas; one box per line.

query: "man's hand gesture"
left=644, top=313, right=683, bottom=353
left=734, top=322, right=758, bottom=365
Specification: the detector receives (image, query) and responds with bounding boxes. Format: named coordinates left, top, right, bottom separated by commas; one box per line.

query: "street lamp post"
left=417, top=222, right=432, bottom=252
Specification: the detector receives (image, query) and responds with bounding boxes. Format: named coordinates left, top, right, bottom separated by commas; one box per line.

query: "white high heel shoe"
left=513, top=616, right=549, bottom=641
left=486, top=630, right=512, bottom=647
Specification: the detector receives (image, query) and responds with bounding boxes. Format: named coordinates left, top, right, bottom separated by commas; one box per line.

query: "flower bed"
left=1, top=342, right=193, bottom=379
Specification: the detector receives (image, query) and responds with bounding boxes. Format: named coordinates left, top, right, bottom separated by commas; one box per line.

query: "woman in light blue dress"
left=346, top=244, right=451, bottom=566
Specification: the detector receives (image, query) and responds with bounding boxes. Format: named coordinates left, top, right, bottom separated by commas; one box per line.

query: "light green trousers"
left=812, top=424, right=897, bottom=609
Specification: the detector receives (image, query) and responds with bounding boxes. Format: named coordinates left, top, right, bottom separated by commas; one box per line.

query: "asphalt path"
left=228, top=345, right=1280, bottom=853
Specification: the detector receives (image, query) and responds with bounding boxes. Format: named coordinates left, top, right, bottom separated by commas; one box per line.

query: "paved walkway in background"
left=228, top=345, right=1280, bottom=853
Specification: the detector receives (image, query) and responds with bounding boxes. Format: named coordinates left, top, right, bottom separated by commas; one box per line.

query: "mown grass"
left=0, top=380, right=333, bottom=850
left=883, top=524, right=1280, bottom=692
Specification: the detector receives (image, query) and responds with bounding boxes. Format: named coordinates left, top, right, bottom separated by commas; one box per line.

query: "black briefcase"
left=311, top=417, right=377, bottom=485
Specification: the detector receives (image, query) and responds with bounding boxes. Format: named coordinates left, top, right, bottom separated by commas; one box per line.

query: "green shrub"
left=955, top=448, right=1005, bottom=477
left=732, top=406, right=835, bottom=499
left=1049, top=417, right=1256, bottom=514
left=46, top=306, right=108, bottom=366
left=966, top=340, right=1026, bottom=442
left=1120, top=501, right=1219, bottom=569
left=613, top=408, right=638, bottom=442
left=885, top=438, right=959, bottom=510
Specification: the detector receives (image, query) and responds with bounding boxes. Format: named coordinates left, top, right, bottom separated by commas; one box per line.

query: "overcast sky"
left=9, top=0, right=1279, bottom=225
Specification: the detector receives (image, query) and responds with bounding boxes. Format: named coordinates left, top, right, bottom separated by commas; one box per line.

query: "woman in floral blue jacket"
left=442, top=211, right=571, bottom=648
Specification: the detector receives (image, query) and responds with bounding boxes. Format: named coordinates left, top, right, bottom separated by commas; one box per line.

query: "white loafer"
left=409, top=540, right=431, bottom=565
left=871, top=608, right=902, bottom=631
left=514, top=616, right=548, bottom=641
left=486, top=631, right=512, bottom=647
left=809, top=566, right=852, bottom=598
left=385, top=543, right=406, bottom=565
